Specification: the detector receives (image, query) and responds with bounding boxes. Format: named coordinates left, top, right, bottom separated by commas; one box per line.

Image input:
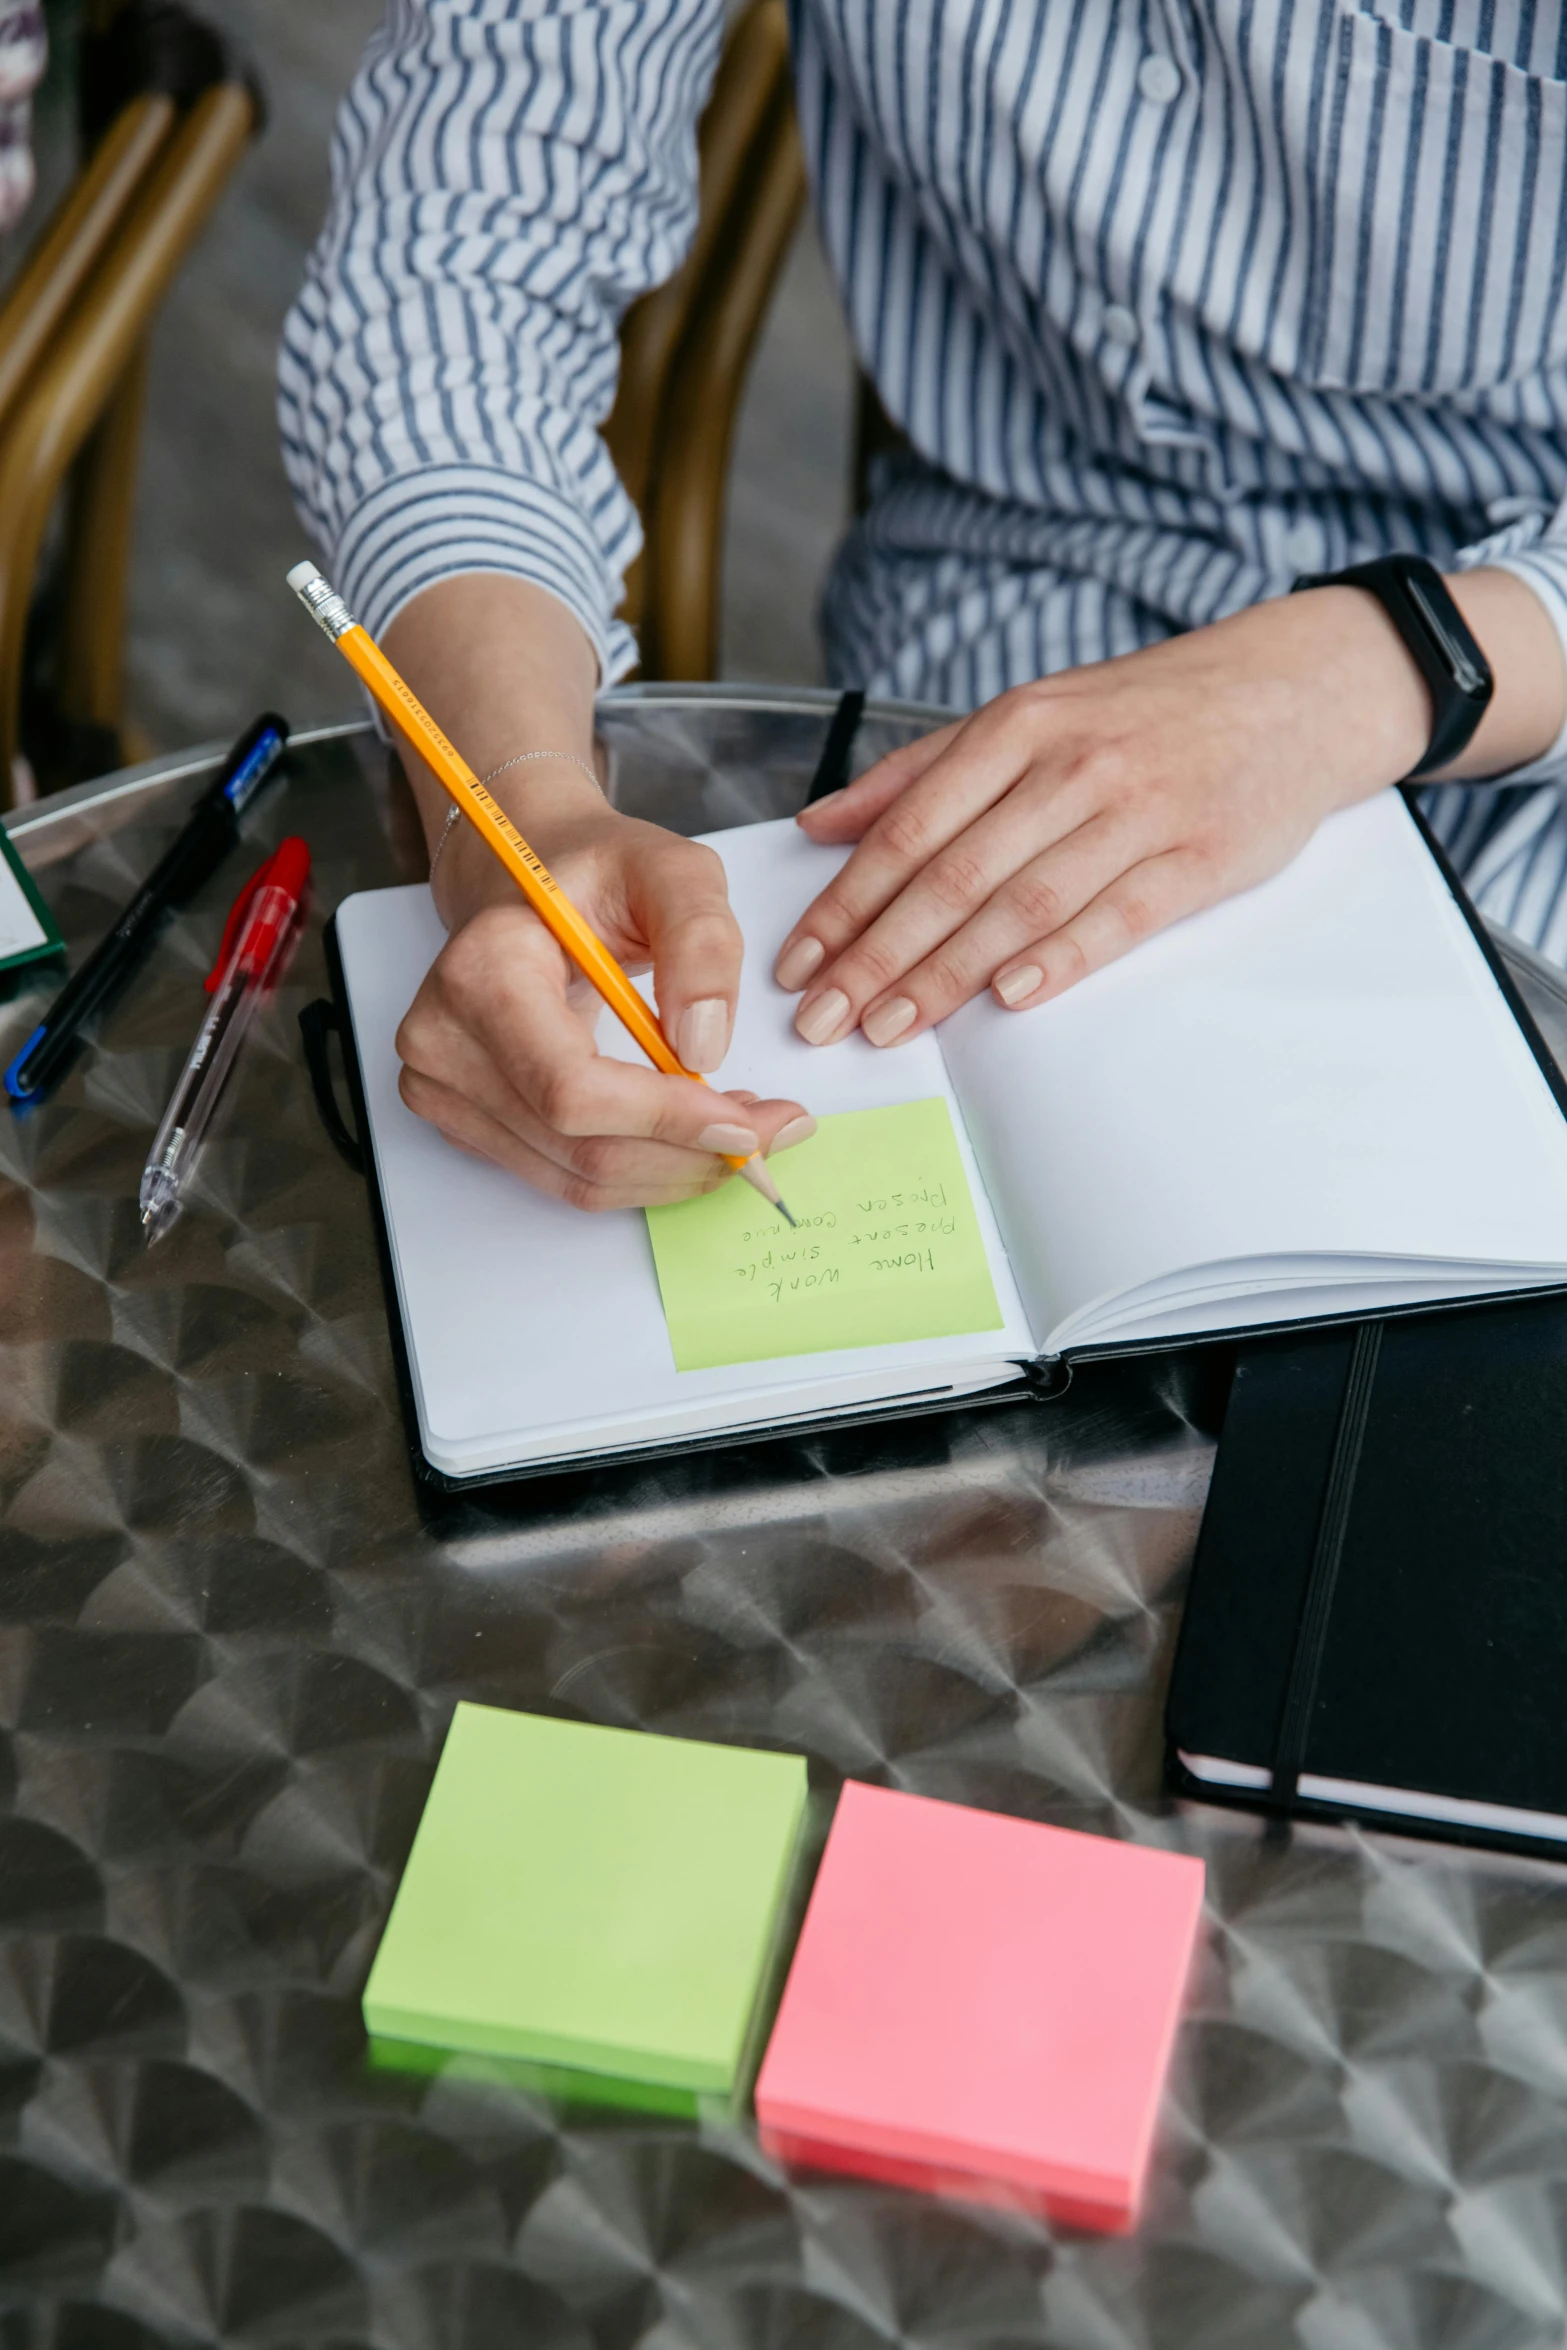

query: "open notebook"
left=330, top=792, right=1567, bottom=1482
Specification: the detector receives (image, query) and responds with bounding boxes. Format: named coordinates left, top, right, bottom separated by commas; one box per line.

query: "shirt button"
left=1102, top=304, right=1140, bottom=347
left=1137, top=54, right=1182, bottom=104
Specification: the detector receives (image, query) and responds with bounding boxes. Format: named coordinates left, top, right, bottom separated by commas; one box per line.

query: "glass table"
left=4, top=686, right=1567, bottom=2349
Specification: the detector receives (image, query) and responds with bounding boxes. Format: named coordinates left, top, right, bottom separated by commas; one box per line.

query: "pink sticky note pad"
left=754, top=1783, right=1205, bottom=2232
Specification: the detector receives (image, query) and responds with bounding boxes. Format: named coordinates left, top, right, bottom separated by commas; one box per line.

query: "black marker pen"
left=4, top=712, right=291, bottom=1106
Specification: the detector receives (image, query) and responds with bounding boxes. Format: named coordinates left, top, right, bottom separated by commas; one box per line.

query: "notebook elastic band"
left=1270, top=1319, right=1383, bottom=1806
left=805, top=689, right=865, bottom=804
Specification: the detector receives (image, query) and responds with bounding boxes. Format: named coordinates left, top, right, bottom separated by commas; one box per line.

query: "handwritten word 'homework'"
left=643, top=1098, right=1004, bottom=1371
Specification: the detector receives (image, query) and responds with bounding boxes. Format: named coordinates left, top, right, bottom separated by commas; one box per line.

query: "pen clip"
left=205, top=839, right=309, bottom=990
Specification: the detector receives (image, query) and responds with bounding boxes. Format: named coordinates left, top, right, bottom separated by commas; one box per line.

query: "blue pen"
left=4, top=713, right=291, bottom=1107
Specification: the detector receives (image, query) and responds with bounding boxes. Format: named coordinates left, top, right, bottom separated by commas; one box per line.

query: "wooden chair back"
left=0, top=7, right=256, bottom=804
left=0, top=0, right=802, bottom=797
left=605, top=0, right=807, bottom=681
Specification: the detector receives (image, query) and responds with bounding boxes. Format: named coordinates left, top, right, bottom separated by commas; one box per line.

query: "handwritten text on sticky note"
left=644, top=1098, right=1004, bottom=1371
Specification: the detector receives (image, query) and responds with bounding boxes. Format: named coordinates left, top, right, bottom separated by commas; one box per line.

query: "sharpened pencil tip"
left=733, top=1150, right=797, bottom=1224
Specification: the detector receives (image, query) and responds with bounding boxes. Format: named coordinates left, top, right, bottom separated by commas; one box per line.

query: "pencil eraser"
left=363, top=1704, right=807, bottom=2100
left=754, top=1782, right=1205, bottom=2231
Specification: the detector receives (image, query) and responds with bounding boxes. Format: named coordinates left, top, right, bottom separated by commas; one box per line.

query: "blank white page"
left=941, top=791, right=1567, bottom=1351
left=335, top=825, right=1032, bottom=1476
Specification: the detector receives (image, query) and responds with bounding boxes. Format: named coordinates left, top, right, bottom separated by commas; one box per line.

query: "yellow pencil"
left=288, top=562, right=795, bottom=1224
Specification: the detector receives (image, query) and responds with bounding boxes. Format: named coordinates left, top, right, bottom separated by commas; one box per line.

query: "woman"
left=282, top=0, right=1567, bottom=1210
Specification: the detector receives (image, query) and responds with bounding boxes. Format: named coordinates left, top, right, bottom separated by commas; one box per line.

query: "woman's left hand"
left=773, top=574, right=1553, bottom=1046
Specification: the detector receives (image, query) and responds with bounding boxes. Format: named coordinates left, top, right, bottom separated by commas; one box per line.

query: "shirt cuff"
left=333, top=465, right=640, bottom=688
left=1452, top=524, right=1567, bottom=784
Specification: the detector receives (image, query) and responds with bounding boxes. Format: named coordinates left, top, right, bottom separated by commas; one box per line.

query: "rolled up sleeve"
left=278, top=0, right=725, bottom=680
left=1453, top=503, right=1567, bottom=785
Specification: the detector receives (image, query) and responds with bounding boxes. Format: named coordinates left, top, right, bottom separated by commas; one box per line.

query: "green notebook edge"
left=0, top=818, right=64, bottom=974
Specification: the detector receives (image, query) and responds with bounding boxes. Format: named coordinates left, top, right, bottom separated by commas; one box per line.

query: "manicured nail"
left=770, top=1114, right=817, bottom=1153
left=775, top=936, right=826, bottom=992
left=862, top=996, right=918, bottom=1047
left=995, top=965, right=1043, bottom=1007
left=697, top=1123, right=760, bottom=1156
left=795, top=988, right=851, bottom=1045
left=677, top=997, right=731, bottom=1073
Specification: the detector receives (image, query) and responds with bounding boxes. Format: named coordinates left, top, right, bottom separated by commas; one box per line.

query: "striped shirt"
left=280, top=0, right=1567, bottom=961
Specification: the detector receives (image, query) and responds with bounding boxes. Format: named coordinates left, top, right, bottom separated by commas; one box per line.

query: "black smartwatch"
left=1292, top=552, right=1494, bottom=777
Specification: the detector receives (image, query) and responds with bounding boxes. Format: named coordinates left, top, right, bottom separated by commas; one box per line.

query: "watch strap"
left=1292, top=553, right=1493, bottom=778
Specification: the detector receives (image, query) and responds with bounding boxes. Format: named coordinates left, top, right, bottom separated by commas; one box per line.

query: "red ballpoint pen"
left=139, top=836, right=311, bottom=1240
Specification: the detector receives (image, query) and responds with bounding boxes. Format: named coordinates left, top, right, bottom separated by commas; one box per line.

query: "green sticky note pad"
left=363, top=1705, right=808, bottom=2096
left=645, top=1097, right=1004, bottom=1371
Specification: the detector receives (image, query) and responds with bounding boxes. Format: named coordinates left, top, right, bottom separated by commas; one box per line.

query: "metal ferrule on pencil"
left=287, top=561, right=355, bottom=641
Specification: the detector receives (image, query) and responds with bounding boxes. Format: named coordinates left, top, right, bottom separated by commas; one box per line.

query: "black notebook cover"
left=1167, top=1291, right=1567, bottom=1857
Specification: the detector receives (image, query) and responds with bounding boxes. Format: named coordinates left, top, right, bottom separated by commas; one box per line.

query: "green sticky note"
left=644, top=1097, right=1004, bottom=1371
left=363, top=1705, right=808, bottom=2096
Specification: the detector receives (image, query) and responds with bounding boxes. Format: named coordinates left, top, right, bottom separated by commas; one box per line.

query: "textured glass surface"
left=3, top=696, right=1567, bottom=2349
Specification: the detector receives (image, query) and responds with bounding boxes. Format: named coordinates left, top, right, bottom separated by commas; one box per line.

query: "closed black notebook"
left=1167, top=1293, right=1567, bottom=1856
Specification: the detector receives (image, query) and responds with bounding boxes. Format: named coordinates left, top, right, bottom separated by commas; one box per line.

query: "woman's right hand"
left=396, top=786, right=814, bottom=1211
left=381, top=572, right=812, bottom=1212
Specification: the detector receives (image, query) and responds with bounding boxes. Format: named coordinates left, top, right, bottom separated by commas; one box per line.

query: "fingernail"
left=800, top=787, right=841, bottom=814
left=677, top=997, right=730, bottom=1073
left=795, top=988, right=851, bottom=1046
left=729, top=1088, right=760, bottom=1104
left=775, top=936, right=826, bottom=991
left=995, top=965, right=1043, bottom=1007
left=770, top=1113, right=817, bottom=1153
left=862, top=996, right=918, bottom=1048
left=697, top=1123, right=760, bottom=1156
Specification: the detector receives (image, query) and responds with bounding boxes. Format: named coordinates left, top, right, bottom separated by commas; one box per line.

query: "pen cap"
left=216, top=714, right=291, bottom=815
left=205, top=837, right=311, bottom=990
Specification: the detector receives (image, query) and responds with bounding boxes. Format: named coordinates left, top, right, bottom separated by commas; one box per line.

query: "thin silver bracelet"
left=481, top=748, right=601, bottom=795
left=427, top=749, right=603, bottom=890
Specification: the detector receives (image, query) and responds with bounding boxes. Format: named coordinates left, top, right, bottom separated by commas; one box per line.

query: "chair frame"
left=0, top=40, right=255, bottom=803
left=605, top=0, right=808, bottom=682
left=2, top=0, right=801, bottom=796
left=0, top=94, right=173, bottom=441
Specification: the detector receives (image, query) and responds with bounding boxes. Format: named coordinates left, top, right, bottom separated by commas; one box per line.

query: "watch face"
left=1405, top=574, right=1488, bottom=698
